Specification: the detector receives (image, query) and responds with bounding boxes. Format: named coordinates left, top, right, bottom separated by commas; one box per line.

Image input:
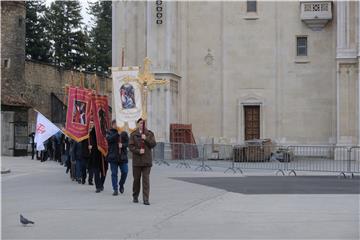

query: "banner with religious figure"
left=63, top=87, right=92, bottom=141
left=112, top=67, right=142, bottom=130
left=91, top=94, right=110, bottom=156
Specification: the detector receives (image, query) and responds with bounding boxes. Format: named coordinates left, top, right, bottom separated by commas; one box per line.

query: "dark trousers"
left=76, top=159, right=86, bottom=181
left=31, top=144, right=35, bottom=159
left=88, top=165, right=93, bottom=183
left=93, top=160, right=108, bottom=190
left=70, top=160, right=76, bottom=180
left=132, top=166, right=151, bottom=202
left=40, top=151, right=48, bottom=162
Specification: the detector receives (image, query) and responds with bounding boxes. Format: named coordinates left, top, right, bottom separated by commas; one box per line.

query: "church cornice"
left=153, top=71, right=182, bottom=80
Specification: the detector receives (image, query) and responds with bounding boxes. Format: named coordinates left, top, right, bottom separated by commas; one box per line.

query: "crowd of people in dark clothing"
left=29, top=118, right=157, bottom=205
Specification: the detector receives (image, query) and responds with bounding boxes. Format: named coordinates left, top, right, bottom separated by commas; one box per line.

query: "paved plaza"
left=1, top=156, right=359, bottom=239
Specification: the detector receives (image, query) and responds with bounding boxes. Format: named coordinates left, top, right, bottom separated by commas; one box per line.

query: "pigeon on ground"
left=20, top=214, right=34, bottom=226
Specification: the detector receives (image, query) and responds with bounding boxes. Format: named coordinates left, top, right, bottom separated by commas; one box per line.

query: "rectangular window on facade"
left=247, top=0, right=257, bottom=12
left=18, top=16, right=23, bottom=27
left=296, top=36, right=308, bottom=56
left=4, top=59, right=10, bottom=68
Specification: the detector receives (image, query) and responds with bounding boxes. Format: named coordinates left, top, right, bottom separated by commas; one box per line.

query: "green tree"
left=25, top=0, right=51, bottom=62
left=88, top=1, right=112, bottom=74
left=46, top=0, right=88, bottom=69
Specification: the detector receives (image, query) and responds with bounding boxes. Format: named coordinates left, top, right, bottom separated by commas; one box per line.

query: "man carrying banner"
left=89, top=93, right=110, bottom=192
left=129, top=118, right=156, bottom=205
left=89, top=126, right=107, bottom=193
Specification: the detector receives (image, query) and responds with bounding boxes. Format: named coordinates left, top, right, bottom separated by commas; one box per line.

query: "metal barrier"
left=152, top=142, right=360, bottom=176
left=349, top=146, right=360, bottom=178
left=233, top=144, right=286, bottom=175
left=153, top=142, right=202, bottom=168
left=286, top=145, right=349, bottom=177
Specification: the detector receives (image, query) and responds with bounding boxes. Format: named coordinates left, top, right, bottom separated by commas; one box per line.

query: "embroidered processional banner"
left=63, top=87, right=92, bottom=141
left=112, top=67, right=142, bottom=130
left=91, top=94, right=110, bottom=156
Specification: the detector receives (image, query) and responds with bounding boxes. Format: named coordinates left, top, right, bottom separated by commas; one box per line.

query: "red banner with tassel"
left=63, top=87, right=92, bottom=142
left=91, top=94, right=110, bottom=156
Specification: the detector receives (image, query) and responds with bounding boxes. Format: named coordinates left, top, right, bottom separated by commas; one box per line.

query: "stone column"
left=146, top=1, right=181, bottom=142
left=358, top=1, right=360, bottom=145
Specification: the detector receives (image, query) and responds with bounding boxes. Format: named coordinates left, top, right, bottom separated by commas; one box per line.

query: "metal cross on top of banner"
left=137, top=57, right=168, bottom=120
left=63, top=70, right=87, bottom=103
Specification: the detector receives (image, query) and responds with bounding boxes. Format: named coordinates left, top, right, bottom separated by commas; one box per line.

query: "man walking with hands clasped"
left=129, top=118, right=156, bottom=205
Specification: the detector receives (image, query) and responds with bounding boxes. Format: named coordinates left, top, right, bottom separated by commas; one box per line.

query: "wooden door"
left=244, top=106, right=260, bottom=140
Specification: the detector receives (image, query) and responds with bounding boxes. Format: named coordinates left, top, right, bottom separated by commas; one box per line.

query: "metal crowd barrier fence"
left=285, top=145, right=350, bottom=177
left=349, top=146, right=360, bottom=177
left=152, top=143, right=360, bottom=177
left=231, top=144, right=284, bottom=175
left=153, top=142, right=204, bottom=169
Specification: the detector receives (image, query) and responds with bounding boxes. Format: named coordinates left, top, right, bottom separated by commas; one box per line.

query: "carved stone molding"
left=204, top=49, right=214, bottom=65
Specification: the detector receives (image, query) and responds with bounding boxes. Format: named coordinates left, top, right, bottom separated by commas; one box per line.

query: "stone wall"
left=25, top=60, right=112, bottom=131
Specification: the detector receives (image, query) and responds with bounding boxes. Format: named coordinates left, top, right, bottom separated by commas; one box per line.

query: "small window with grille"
left=4, top=59, right=10, bottom=68
left=247, top=0, right=257, bottom=12
left=296, top=36, right=308, bottom=56
left=18, top=16, right=23, bottom=27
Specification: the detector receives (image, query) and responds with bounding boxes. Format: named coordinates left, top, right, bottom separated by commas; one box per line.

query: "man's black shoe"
left=112, top=191, right=118, bottom=196
left=119, top=186, right=124, bottom=194
left=95, top=189, right=101, bottom=193
left=133, top=197, right=139, bottom=203
left=88, top=181, right=94, bottom=186
left=82, top=179, right=85, bottom=184
left=143, top=201, right=150, bottom=205
left=77, top=179, right=81, bottom=184
left=100, top=186, right=104, bottom=191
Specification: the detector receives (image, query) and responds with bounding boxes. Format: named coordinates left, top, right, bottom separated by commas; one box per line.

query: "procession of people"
left=30, top=58, right=163, bottom=206
left=31, top=118, right=156, bottom=206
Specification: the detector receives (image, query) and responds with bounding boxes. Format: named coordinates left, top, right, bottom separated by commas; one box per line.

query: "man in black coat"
left=89, top=127, right=108, bottom=193
left=28, top=132, right=35, bottom=160
left=106, top=120, right=129, bottom=196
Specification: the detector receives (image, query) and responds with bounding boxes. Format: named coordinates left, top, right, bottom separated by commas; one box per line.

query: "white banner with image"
left=112, top=67, right=142, bottom=130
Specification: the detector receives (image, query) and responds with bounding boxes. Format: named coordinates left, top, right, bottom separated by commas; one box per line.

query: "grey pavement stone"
left=1, top=156, right=359, bottom=239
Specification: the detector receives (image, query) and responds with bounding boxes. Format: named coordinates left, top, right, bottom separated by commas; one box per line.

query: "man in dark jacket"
left=106, top=120, right=129, bottom=196
left=129, top=118, right=156, bottom=205
left=28, top=132, right=35, bottom=160
left=89, top=127, right=108, bottom=193
left=64, top=137, right=71, bottom=174
left=118, top=131, right=129, bottom=193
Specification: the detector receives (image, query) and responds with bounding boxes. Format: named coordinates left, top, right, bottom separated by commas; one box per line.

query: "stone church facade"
left=112, top=1, right=360, bottom=145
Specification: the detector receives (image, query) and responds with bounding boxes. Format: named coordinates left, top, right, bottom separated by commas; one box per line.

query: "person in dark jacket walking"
left=89, top=127, right=108, bottom=193
left=69, top=139, right=76, bottom=181
left=64, top=137, right=71, bottom=174
left=28, top=132, right=35, bottom=160
left=129, top=118, right=156, bottom=205
left=118, top=131, right=129, bottom=194
left=106, top=120, right=129, bottom=196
